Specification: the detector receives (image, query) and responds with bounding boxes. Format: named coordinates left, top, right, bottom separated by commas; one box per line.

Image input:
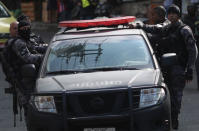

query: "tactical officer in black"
left=129, top=4, right=198, bottom=130
left=0, top=21, right=45, bottom=126
left=1, top=22, right=18, bottom=83
left=183, top=4, right=199, bottom=90
left=12, top=20, right=44, bottom=116
left=17, top=14, right=47, bottom=49
left=11, top=21, right=43, bottom=78
left=151, top=6, right=170, bottom=25
left=147, top=6, right=170, bottom=61
left=182, top=4, right=198, bottom=35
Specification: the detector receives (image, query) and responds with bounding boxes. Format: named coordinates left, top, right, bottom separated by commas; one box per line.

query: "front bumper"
left=26, top=88, right=171, bottom=131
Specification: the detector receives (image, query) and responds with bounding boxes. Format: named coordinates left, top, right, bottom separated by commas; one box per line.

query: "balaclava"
left=18, top=20, right=31, bottom=40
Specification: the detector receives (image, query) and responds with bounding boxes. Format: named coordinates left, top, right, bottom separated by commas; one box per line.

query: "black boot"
left=172, top=117, right=179, bottom=130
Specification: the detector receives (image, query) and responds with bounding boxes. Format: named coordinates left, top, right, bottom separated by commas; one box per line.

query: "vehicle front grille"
left=54, top=88, right=140, bottom=116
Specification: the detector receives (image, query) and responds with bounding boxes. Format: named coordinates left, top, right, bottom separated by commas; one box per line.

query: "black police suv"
left=23, top=18, right=173, bottom=131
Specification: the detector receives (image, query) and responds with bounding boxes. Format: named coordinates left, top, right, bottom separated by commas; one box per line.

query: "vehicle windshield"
left=45, top=35, right=154, bottom=74
left=0, top=4, right=10, bottom=17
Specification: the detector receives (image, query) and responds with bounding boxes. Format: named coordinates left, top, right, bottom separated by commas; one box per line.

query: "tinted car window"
left=45, top=35, right=154, bottom=73
left=0, top=4, right=10, bottom=17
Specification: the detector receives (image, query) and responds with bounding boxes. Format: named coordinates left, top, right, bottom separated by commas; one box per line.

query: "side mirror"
left=160, top=53, right=177, bottom=68
left=21, top=64, right=37, bottom=78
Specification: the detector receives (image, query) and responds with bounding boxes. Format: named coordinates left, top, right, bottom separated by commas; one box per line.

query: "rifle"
left=0, top=52, right=25, bottom=127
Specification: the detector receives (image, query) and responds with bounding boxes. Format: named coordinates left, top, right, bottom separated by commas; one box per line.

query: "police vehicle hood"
left=36, top=69, right=161, bottom=92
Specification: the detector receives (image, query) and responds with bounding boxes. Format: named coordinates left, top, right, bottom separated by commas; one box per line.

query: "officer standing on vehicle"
left=129, top=4, right=198, bottom=130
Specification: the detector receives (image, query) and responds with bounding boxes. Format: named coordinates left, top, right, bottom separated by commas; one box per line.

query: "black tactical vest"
left=163, top=23, right=188, bottom=67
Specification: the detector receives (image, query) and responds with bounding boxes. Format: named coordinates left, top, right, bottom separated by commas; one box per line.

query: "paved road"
left=0, top=67, right=26, bottom=131
left=0, top=26, right=199, bottom=131
left=178, top=70, right=199, bottom=131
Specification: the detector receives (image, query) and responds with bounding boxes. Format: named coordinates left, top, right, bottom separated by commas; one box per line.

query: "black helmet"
left=17, top=14, right=29, bottom=22
left=18, top=20, right=31, bottom=39
left=167, top=4, right=180, bottom=16
left=18, top=20, right=30, bottom=29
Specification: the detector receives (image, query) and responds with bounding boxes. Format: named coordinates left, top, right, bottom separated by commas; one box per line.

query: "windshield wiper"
left=84, top=67, right=139, bottom=71
left=46, top=67, right=139, bottom=75
left=46, top=70, right=81, bottom=75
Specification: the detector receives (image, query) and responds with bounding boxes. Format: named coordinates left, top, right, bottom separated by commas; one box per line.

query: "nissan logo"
left=90, top=96, right=104, bottom=110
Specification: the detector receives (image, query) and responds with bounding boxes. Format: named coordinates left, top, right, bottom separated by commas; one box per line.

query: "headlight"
left=34, top=96, right=57, bottom=113
left=139, top=88, right=165, bottom=108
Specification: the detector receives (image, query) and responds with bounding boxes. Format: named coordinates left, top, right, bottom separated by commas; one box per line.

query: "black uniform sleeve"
left=180, top=26, right=198, bottom=69
left=31, top=33, right=45, bottom=44
left=34, top=45, right=48, bottom=54
left=12, top=39, right=43, bottom=65
left=141, top=23, right=169, bottom=34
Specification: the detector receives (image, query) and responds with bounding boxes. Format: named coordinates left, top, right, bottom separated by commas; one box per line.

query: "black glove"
left=128, top=23, right=143, bottom=29
left=185, top=68, right=193, bottom=81
left=136, top=23, right=143, bottom=29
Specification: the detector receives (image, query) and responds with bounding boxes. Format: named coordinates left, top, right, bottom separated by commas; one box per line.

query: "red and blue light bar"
left=59, top=16, right=136, bottom=28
